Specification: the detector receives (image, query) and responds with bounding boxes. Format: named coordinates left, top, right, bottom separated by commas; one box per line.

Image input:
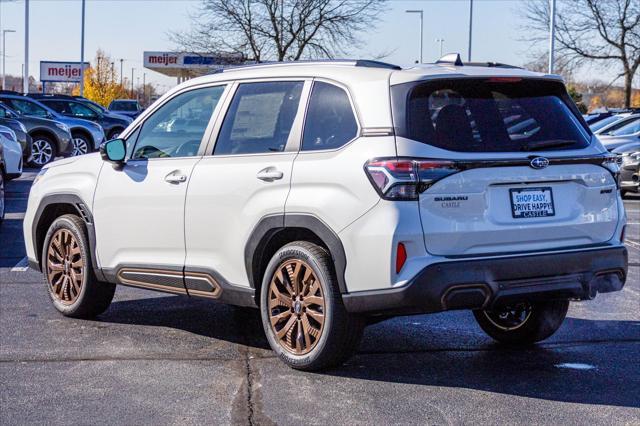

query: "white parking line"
left=626, top=239, right=640, bottom=250
left=555, top=363, right=596, bottom=370
left=4, top=212, right=25, bottom=220
left=10, top=257, right=29, bottom=272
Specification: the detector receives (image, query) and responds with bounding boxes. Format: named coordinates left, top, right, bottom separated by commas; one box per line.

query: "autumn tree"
left=170, top=0, right=386, bottom=62
left=73, top=50, right=128, bottom=106
left=522, top=0, right=640, bottom=108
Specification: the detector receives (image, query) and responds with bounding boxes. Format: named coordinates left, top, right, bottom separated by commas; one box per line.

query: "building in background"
left=143, top=51, right=245, bottom=83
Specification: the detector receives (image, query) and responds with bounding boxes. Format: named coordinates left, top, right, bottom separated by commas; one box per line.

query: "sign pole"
left=80, top=0, right=85, bottom=96
left=23, top=0, right=28, bottom=93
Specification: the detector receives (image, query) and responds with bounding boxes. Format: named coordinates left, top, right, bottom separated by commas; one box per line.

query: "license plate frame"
left=509, top=186, right=555, bottom=219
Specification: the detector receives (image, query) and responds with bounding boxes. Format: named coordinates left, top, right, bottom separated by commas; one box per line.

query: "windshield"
left=110, top=101, right=138, bottom=111
left=600, top=116, right=640, bottom=136
left=391, top=78, right=590, bottom=152
left=590, top=115, right=625, bottom=132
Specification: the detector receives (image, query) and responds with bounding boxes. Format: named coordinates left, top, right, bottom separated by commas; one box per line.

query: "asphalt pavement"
left=1, top=170, right=639, bottom=425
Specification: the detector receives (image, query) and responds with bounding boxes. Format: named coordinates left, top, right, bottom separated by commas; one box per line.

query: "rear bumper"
left=342, top=245, right=628, bottom=315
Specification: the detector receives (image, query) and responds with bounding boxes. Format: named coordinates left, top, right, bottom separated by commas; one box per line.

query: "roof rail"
left=209, top=59, right=401, bottom=74
left=0, top=90, right=23, bottom=95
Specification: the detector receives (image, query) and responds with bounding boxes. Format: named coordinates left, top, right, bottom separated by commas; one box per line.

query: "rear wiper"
left=523, top=139, right=577, bottom=151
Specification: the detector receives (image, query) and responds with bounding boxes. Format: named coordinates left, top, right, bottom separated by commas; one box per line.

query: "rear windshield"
left=391, top=78, right=591, bottom=152
left=110, top=101, right=138, bottom=111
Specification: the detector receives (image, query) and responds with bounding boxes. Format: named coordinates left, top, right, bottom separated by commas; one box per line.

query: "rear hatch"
left=390, top=76, right=620, bottom=256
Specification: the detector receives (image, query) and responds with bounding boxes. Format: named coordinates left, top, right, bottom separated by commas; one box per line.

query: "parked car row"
left=584, top=109, right=640, bottom=196
left=0, top=123, right=24, bottom=224
left=0, top=91, right=136, bottom=167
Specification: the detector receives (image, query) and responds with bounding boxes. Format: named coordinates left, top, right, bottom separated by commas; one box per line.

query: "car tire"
left=473, top=300, right=569, bottom=345
left=41, top=214, right=115, bottom=318
left=29, top=135, right=57, bottom=167
left=107, top=128, right=123, bottom=140
left=70, top=133, right=92, bottom=156
left=260, top=241, right=364, bottom=371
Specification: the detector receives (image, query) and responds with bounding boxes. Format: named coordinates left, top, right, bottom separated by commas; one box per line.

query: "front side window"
left=214, top=81, right=304, bottom=155
left=131, top=85, right=225, bottom=159
left=302, top=82, right=358, bottom=151
left=69, top=102, right=97, bottom=118
left=4, top=98, right=49, bottom=118
left=393, top=78, right=590, bottom=152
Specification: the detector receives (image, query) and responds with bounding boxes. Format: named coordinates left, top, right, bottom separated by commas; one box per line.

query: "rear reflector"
left=396, top=242, right=407, bottom=274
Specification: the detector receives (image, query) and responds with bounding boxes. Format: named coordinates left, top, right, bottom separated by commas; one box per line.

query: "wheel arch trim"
left=245, top=213, right=349, bottom=293
left=31, top=193, right=104, bottom=281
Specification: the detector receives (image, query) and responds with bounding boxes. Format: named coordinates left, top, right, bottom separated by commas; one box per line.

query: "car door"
left=93, top=84, right=228, bottom=287
left=184, top=79, right=310, bottom=291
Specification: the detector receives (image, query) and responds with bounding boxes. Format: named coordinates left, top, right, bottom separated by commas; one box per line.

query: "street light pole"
left=2, top=29, right=15, bottom=90
left=405, top=10, right=423, bottom=63
left=23, top=0, right=28, bottom=93
left=548, top=0, right=556, bottom=74
left=467, top=0, right=473, bottom=62
left=130, top=67, right=134, bottom=98
left=142, top=72, right=146, bottom=105
left=80, top=0, right=85, bottom=96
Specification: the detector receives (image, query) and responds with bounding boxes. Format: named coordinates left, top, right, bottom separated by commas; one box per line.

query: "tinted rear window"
left=110, top=101, right=137, bottom=111
left=392, top=78, right=590, bottom=152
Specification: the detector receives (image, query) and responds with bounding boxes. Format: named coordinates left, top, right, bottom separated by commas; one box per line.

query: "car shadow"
left=102, top=295, right=639, bottom=409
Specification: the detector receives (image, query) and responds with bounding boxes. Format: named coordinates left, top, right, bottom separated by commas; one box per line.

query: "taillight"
left=364, top=158, right=459, bottom=200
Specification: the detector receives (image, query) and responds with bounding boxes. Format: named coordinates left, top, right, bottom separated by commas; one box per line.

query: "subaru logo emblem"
left=530, top=157, right=549, bottom=169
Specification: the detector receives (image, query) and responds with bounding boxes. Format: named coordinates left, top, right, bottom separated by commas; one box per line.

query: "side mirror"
left=100, top=138, right=126, bottom=164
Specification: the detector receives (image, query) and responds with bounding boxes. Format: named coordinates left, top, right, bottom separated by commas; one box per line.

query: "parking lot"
left=1, top=170, right=639, bottom=425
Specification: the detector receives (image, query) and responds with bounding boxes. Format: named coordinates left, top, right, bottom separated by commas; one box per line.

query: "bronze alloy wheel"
left=482, top=303, right=533, bottom=331
left=46, top=228, right=84, bottom=305
left=268, top=259, right=325, bottom=355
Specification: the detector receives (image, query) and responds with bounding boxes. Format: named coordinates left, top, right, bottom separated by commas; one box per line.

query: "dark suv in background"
left=0, top=103, right=71, bottom=166
left=32, top=95, right=133, bottom=140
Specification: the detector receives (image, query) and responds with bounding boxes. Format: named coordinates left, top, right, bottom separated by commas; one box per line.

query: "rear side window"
left=215, top=81, right=303, bottom=155
left=392, top=79, right=590, bottom=152
left=302, top=82, right=358, bottom=151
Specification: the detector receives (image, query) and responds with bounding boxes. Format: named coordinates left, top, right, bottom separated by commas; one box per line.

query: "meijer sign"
left=40, top=61, right=89, bottom=83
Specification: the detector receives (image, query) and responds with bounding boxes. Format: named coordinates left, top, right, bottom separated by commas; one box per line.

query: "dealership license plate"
left=509, top=187, right=555, bottom=219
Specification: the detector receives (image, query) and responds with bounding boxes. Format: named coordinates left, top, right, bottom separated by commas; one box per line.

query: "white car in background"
left=0, top=125, right=23, bottom=180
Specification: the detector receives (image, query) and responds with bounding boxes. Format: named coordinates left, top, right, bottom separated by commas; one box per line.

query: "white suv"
left=23, top=57, right=628, bottom=370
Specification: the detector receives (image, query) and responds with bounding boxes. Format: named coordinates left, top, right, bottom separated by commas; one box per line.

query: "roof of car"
left=139, top=55, right=561, bottom=130
left=184, top=56, right=554, bottom=86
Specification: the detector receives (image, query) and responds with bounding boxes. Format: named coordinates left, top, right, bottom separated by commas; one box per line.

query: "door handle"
left=256, top=167, right=283, bottom=182
left=165, top=171, right=188, bottom=184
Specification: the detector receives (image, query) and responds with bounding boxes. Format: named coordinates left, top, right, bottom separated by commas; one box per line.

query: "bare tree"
left=170, top=0, right=386, bottom=63
left=522, top=0, right=640, bottom=108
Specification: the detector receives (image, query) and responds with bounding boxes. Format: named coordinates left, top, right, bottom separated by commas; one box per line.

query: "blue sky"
left=0, top=0, right=619, bottom=93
